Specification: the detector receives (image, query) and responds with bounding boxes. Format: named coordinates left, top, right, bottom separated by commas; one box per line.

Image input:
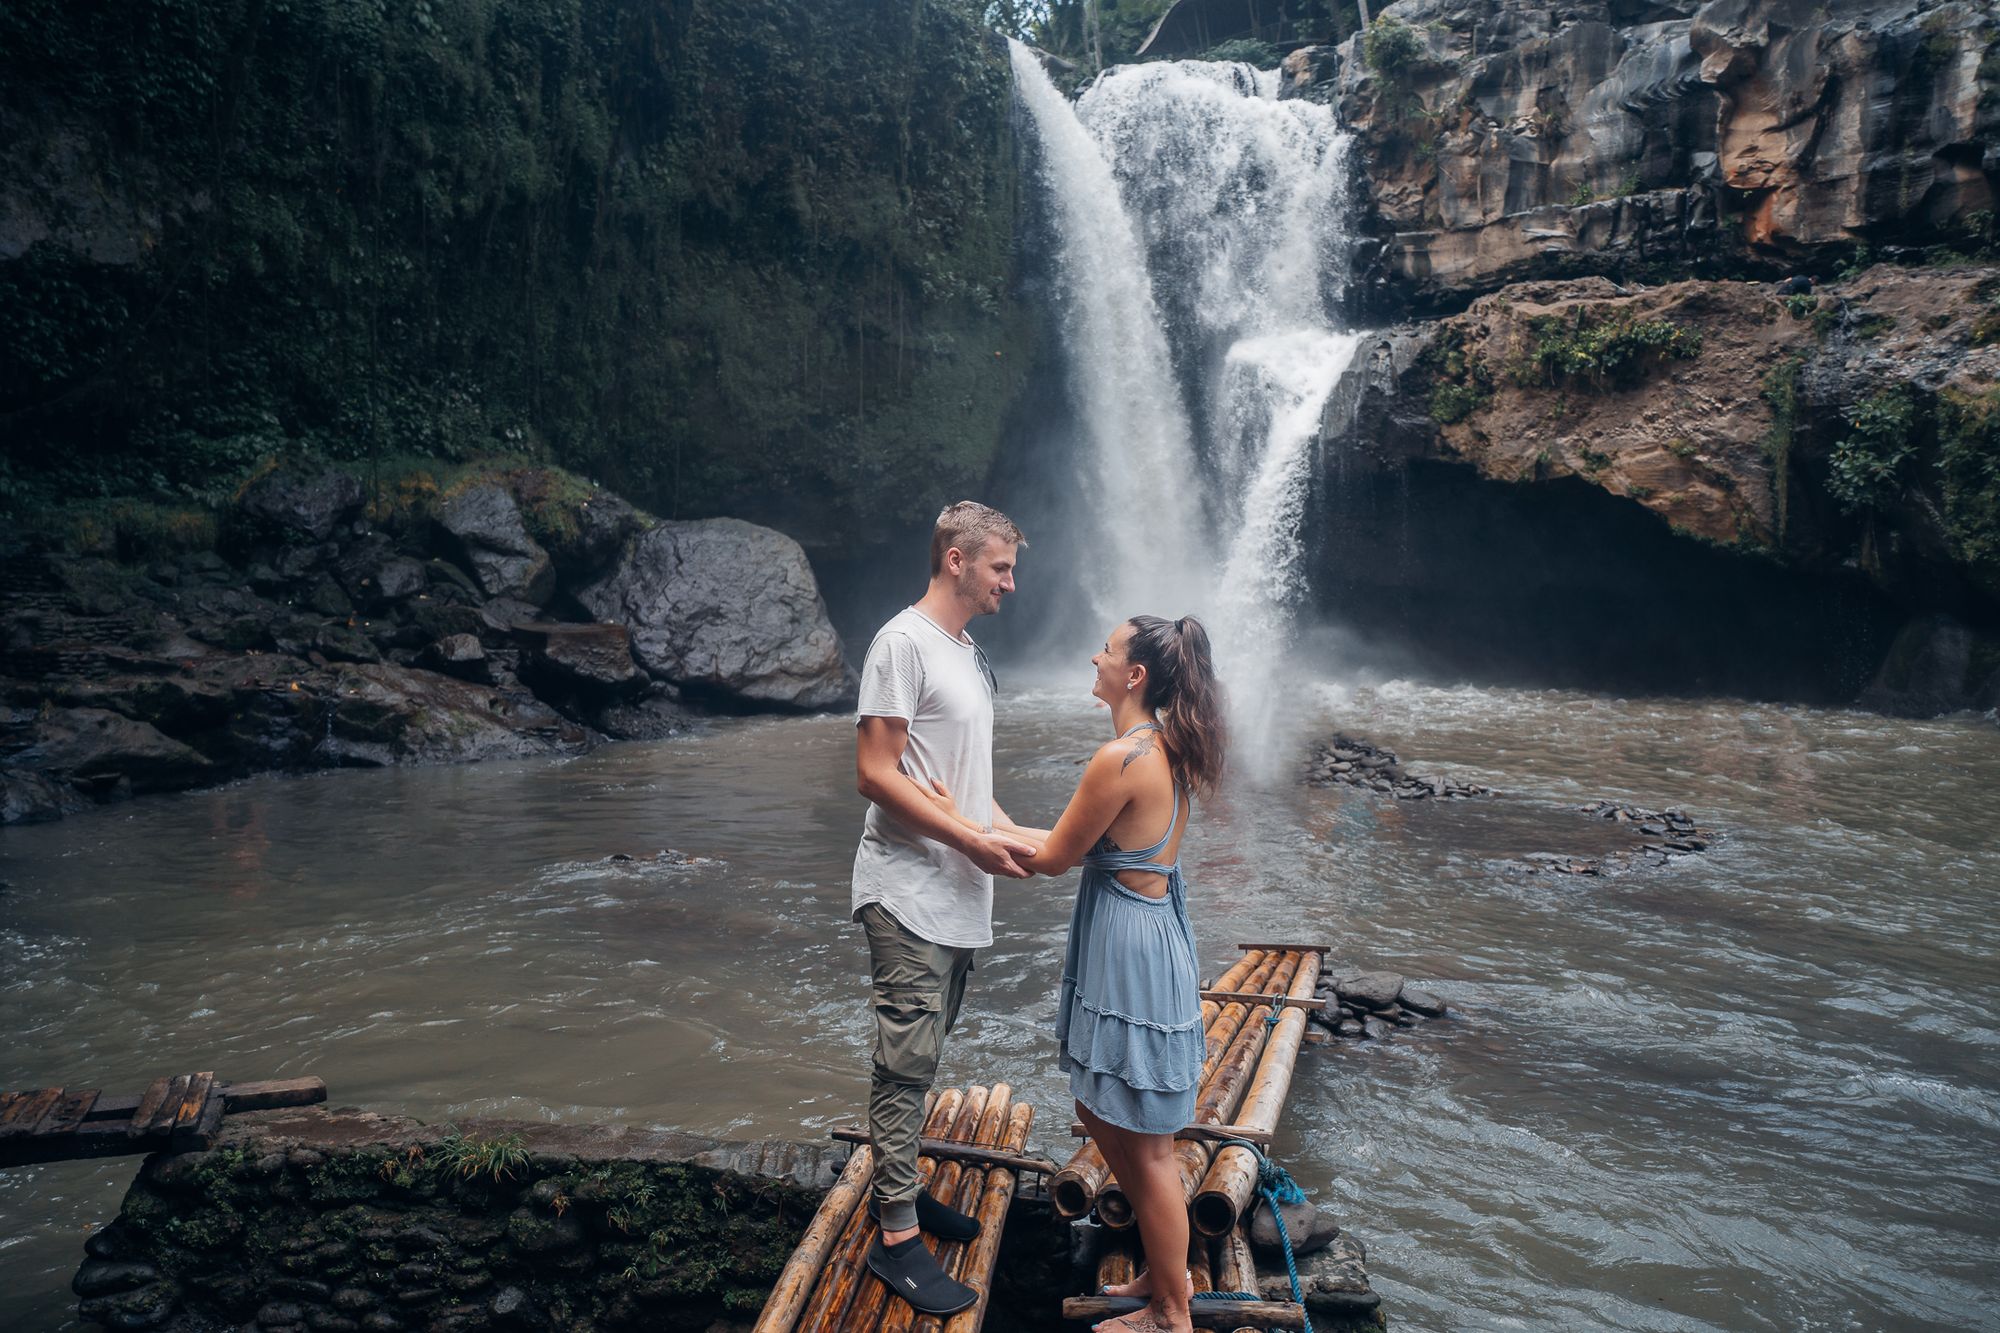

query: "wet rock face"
left=0, top=468, right=857, bottom=823
left=1300, top=0, right=1999, bottom=301
left=434, top=486, right=556, bottom=607
left=1339, top=264, right=2000, bottom=689
left=581, top=519, right=859, bottom=711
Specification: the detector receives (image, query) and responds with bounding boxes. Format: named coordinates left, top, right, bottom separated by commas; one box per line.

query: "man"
left=851, top=500, right=1034, bottom=1316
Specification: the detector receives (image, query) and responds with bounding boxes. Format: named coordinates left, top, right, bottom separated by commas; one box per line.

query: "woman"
left=924, top=614, right=1226, bottom=1333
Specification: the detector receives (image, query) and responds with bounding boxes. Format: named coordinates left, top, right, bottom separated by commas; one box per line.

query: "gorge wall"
left=0, top=0, right=1028, bottom=550
left=1277, top=0, right=2000, bottom=709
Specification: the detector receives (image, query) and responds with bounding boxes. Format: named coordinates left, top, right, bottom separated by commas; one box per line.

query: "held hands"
left=914, top=777, right=1037, bottom=879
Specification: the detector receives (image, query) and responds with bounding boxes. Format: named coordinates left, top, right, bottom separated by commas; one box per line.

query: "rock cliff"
left=1283, top=0, right=2000, bottom=305
left=1337, top=263, right=2000, bottom=709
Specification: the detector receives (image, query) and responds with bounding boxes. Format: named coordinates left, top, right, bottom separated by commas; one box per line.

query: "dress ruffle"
left=1055, top=858, right=1202, bottom=1134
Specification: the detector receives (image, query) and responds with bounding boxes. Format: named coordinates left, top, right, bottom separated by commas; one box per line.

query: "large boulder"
left=579, top=519, right=857, bottom=710
left=435, top=485, right=556, bottom=607
left=1857, top=614, right=2000, bottom=717
left=238, top=468, right=365, bottom=544
left=6, top=707, right=215, bottom=796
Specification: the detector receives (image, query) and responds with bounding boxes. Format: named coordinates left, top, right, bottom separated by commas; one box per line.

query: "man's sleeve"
left=855, top=632, right=922, bottom=722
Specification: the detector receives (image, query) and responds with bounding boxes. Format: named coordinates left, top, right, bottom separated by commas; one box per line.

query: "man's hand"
left=965, top=828, right=1037, bottom=879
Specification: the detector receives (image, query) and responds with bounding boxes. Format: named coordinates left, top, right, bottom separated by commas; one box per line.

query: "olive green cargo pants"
left=859, top=902, right=974, bottom=1233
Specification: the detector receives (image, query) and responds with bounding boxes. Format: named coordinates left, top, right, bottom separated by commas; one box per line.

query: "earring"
left=1126, top=682, right=1135, bottom=691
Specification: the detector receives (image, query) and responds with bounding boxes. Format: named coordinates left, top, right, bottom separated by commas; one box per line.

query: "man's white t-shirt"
left=850, top=607, right=995, bottom=949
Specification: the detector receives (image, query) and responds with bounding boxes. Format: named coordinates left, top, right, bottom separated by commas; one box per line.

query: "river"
left=3, top=676, right=1996, bottom=1330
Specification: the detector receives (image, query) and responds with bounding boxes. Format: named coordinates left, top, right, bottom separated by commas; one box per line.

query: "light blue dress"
left=1055, top=723, right=1202, bottom=1135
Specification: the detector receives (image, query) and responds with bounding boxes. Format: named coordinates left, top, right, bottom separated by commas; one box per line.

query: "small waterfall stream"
left=1008, top=46, right=1362, bottom=765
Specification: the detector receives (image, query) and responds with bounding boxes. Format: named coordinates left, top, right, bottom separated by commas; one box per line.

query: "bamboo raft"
left=1057, top=944, right=1326, bottom=1330
left=0, top=1074, right=327, bottom=1168
left=754, top=1083, right=1038, bottom=1333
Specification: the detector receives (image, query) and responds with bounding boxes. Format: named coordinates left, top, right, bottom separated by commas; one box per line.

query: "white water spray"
left=1010, top=46, right=1361, bottom=773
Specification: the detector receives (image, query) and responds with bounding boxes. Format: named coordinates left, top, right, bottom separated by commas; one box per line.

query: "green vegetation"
left=1513, top=312, right=1703, bottom=390
left=1200, top=38, right=1282, bottom=67
left=1784, top=292, right=1820, bottom=320
left=1568, top=182, right=1596, bottom=207
left=433, top=1128, right=531, bottom=1184
left=0, top=0, right=1029, bottom=541
left=1936, top=387, right=2000, bottom=569
left=1827, top=386, right=1918, bottom=514
left=1417, top=325, right=1492, bottom=425
left=1761, top=355, right=1806, bottom=543
left=1364, top=17, right=1426, bottom=79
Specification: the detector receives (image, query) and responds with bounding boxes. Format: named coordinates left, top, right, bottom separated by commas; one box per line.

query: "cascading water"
left=1008, top=45, right=1362, bottom=771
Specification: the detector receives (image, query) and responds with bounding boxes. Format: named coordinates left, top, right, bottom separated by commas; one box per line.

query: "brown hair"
left=1125, top=614, right=1226, bottom=798
left=930, top=500, right=1026, bottom=576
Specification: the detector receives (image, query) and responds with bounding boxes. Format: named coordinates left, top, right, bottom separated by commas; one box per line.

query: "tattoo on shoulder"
left=1121, top=734, right=1156, bottom=773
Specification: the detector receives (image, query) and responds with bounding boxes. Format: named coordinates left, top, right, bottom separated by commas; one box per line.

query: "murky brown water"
left=3, top=678, right=1997, bottom=1330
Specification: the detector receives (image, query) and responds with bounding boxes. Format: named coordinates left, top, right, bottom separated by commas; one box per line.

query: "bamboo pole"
left=1190, top=1231, right=1217, bottom=1333
left=1098, top=953, right=1301, bottom=1228
left=1061, top=1296, right=1305, bottom=1329
left=932, top=1101, right=1036, bottom=1333
left=828, top=1087, right=991, bottom=1333
left=1193, top=954, right=1323, bottom=1237
left=752, top=1138, right=875, bottom=1333
left=1215, top=1226, right=1259, bottom=1333
left=1095, top=1231, right=1138, bottom=1294
left=797, top=1090, right=963, bottom=1332
left=895, top=1087, right=1015, bottom=1333
left=1052, top=950, right=1275, bottom=1219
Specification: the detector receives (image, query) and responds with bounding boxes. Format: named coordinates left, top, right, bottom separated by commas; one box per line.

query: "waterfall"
left=1009, top=45, right=1360, bottom=772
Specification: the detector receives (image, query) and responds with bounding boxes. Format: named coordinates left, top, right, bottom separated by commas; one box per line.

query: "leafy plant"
left=1515, top=313, right=1703, bottom=390
left=1364, top=17, right=1425, bottom=79
left=432, top=1128, right=529, bottom=1184
left=1827, top=386, right=1917, bottom=513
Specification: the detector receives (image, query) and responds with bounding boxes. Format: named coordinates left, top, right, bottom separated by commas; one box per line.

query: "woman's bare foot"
left=1101, top=1268, right=1194, bottom=1302
left=1091, top=1305, right=1192, bottom=1333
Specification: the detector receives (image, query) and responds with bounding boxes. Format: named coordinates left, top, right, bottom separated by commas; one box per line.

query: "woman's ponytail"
left=1125, top=614, right=1227, bottom=798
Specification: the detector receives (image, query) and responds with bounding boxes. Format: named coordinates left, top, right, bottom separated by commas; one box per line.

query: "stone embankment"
left=0, top=466, right=857, bottom=825
left=69, top=1106, right=844, bottom=1333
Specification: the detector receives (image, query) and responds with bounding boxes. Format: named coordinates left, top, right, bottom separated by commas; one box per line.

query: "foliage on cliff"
left=1398, top=271, right=2000, bottom=618
left=0, top=0, right=1029, bottom=546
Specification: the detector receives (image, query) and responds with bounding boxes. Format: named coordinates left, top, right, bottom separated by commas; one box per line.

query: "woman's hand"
left=910, top=776, right=974, bottom=829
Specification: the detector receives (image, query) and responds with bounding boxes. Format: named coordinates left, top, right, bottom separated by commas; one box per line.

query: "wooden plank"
left=826, top=1128, right=1058, bottom=1176
left=171, top=1075, right=219, bottom=1152
left=82, top=1094, right=141, bottom=1122
left=1198, top=990, right=1328, bottom=1012
left=38, top=1089, right=100, bottom=1136
left=0, top=1091, right=42, bottom=1131
left=0, top=1089, right=63, bottom=1139
left=217, top=1077, right=327, bottom=1113
left=1068, top=1121, right=1273, bottom=1145
left=1063, top=1296, right=1306, bottom=1328
left=170, top=1073, right=214, bottom=1133
left=128, top=1076, right=180, bottom=1138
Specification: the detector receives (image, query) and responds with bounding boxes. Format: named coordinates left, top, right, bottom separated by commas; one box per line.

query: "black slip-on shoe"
left=866, top=1235, right=978, bottom=1316
left=869, top=1191, right=982, bottom=1242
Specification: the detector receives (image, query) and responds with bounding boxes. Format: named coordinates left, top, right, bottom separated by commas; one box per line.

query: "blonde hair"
left=930, top=500, right=1026, bottom=576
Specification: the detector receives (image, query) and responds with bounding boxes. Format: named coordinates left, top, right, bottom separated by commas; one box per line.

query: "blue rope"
left=1206, top=1138, right=1313, bottom=1333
